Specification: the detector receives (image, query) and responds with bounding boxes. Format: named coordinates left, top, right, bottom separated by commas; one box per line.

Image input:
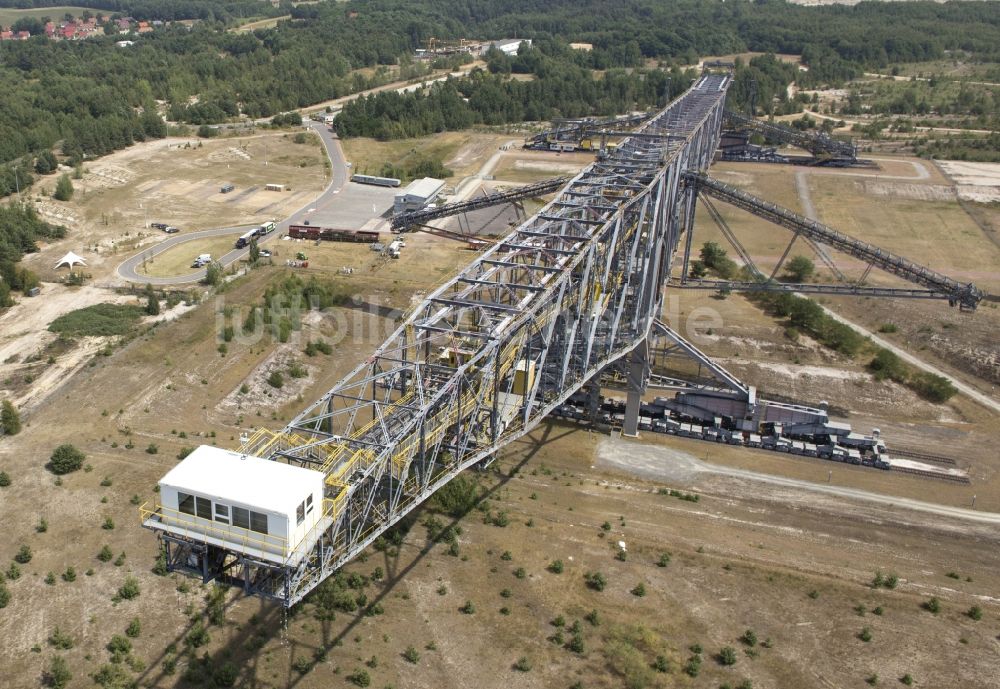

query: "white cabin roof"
left=160, top=446, right=323, bottom=514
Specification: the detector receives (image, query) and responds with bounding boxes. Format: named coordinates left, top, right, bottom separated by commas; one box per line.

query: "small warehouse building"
left=393, top=177, right=445, bottom=214
left=265, top=183, right=285, bottom=192
left=150, top=446, right=326, bottom=563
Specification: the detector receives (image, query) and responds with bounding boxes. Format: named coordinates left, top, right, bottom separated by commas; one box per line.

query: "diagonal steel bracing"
left=226, top=74, right=732, bottom=605
left=681, top=172, right=985, bottom=310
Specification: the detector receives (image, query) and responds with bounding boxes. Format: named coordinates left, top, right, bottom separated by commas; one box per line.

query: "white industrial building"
left=393, top=177, right=445, bottom=214
left=148, top=446, right=326, bottom=563
left=489, top=38, right=532, bottom=56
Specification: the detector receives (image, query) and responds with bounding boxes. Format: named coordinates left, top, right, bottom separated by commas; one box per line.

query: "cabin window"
left=296, top=501, right=305, bottom=526
left=306, top=494, right=314, bottom=515
left=195, top=497, right=212, bottom=520
left=215, top=503, right=229, bottom=525
left=178, top=492, right=195, bottom=516
left=232, top=506, right=250, bottom=529
left=250, top=511, right=268, bottom=535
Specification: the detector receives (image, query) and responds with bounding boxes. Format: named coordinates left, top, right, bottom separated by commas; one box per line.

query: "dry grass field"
left=23, top=131, right=327, bottom=284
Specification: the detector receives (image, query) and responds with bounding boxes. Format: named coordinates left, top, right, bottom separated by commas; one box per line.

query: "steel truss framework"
left=390, top=177, right=568, bottom=233
left=156, top=74, right=730, bottom=606
left=721, top=109, right=857, bottom=161
left=677, top=173, right=984, bottom=311
left=147, top=74, right=984, bottom=607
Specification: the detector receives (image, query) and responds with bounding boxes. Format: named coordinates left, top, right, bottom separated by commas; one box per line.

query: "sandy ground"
left=936, top=161, right=1000, bottom=203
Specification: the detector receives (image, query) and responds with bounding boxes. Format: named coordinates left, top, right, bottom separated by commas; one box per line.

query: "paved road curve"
left=116, top=121, right=349, bottom=285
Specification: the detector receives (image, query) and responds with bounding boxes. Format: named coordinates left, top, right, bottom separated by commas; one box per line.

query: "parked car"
left=259, top=249, right=272, bottom=258
left=163, top=226, right=180, bottom=234
left=151, top=222, right=168, bottom=230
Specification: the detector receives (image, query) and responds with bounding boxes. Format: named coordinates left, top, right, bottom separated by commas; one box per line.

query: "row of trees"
left=336, top=56, right=693, bottom=139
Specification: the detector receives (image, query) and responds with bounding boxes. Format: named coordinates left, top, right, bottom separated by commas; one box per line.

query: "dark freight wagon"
left=287, top=225, right=380, bottom=243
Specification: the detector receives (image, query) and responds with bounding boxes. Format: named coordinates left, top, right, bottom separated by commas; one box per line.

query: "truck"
left=191, top=254, right=212, bottom=268
left=387, top=240, right=402, bottom=258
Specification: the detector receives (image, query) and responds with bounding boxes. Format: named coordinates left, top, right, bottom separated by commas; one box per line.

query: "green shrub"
left=62, top=566, right=76, bottom=583
left=630, top=583, right=646, bottom=597
left=718, top=646, right=738, bottom=666
left=513, top=656, right=532, bottom=672
left=146, top=443, right=158, bottom=455
left=48, top=627, right=74, bottom=649
left=922, top=597, right=940, bottom=614
left=117, top=575, right=140, bottom=600
left=267, top=371, right=284, bottom=388
left=869, top=348, right=907, bottom=383
left=214, top=661, right=240, bottom=686
left=14, top=544, right=32, bottom=563
left=0, top=471, right=9, bottom=487
left=107, top=633, right=131, bottom=657
left=403, top=645, right=420, bottom=663
left=47, top=656, right=72, bottom=689
left=347, top=668, right=371, bottom=687
left=49, top=444, right=85, bottom=474
left=459, top=600, right=475, bottom=614
left=1, top=400, right=21, bottom=435
left=908, top=372, right=957, bottom=403
left=185, top=620, right=210, bottom=648
left=859, top=627, right=873, bottom=642
left=126, top=618, right=141, bottom=638
left=967, top=605, right=983, bottom=621
left=741, top=629, right=757, bottom=646
left=547, top=560, right=564, bottom=574
left=49, top=304, right=144, bottom=337
left=97, top=545, right=113, bottom=562
left=431, top=474, right=480, bottom=517
left=584, top=571, right=607, bottom=591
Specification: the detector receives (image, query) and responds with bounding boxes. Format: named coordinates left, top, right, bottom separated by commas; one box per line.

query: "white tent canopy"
left=54, top=251, right=87, bottom=269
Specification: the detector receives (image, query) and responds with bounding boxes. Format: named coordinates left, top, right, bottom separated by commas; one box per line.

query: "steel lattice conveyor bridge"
left=142, top=73, right=983, bottom=607
left=143, top=74, right=730, bottom=605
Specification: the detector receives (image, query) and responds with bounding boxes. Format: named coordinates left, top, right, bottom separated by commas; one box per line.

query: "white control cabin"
left=151, top=446, right=325, bottom=563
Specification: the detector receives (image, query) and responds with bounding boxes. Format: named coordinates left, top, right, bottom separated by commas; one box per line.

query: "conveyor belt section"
left=722, top=110, right=856, bottom=161
left=390, top=177, right=567, bottom=233
left=683, top=172, right=985, bottom=310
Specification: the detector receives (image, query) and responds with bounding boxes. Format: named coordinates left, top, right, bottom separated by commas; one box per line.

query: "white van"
left=192, top=253, right=212, bottom=268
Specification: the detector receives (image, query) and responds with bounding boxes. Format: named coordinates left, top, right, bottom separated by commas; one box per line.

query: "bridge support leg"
left=622, top=339, right=650, bottom=437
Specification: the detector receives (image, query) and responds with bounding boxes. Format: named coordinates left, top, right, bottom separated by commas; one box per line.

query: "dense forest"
left=0, top=204, right=64, bottom=301
left=0, top=0, right=999, bottom=195
left=336, top=52, right=694, bottom=139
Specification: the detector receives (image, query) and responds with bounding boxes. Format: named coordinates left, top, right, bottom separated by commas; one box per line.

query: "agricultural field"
left=0, top=5, right=98, bottom=25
